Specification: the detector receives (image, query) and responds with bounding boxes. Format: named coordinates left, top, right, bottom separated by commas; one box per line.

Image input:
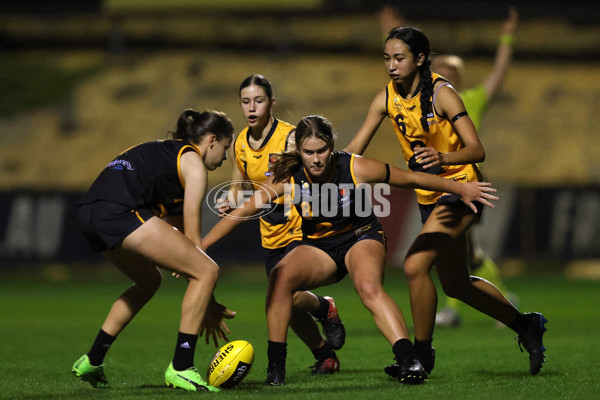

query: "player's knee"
left=403, top=257, right=427, bottom=283
left=270, top=262, right=302, bottom=290
left=132, top=267, right=162, bottom=302
left=354, top=280, right=382, bottom=304
left=187, top=261, right=220, bottom=283
left=440, top=279, right=469, bottom=299
left=145, top=266, right=162, bottom=293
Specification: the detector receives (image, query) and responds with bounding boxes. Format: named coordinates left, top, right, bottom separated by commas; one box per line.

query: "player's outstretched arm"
left=202, top=180, right=283, bottom=250
left=354, top=156, right=498, bottom=213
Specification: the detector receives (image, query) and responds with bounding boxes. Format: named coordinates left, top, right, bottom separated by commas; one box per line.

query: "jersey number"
left=394, top=114, right=406, bottom=136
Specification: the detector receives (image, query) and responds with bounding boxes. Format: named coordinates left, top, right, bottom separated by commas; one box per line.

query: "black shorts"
left=301, top=224, right=387, bottom=282
left=78, top=201, right=154, bottom=252
left=418, top=194, right=484, bottom=224
left=263, top=240, right=302, bottom=277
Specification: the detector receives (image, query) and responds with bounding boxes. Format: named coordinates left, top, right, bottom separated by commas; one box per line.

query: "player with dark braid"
left=345, top=26, right=547, bottom=377
left=203, top=114, right=499, bottom=386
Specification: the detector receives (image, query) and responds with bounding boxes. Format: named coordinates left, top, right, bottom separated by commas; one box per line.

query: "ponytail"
left=271, top=152, right=302, bottom=184
left=168, top=109, right=234, bottom=144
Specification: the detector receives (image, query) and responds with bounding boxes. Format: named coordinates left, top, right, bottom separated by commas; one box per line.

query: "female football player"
left=203, top=114, right=498, bottom=385
left=72, top=109, right=235, bottom=392
left=377, top=4, right=522, bottom=329
left=217, top=74, right=345, bottom=375
left=344, top=26, right=547, bottom=376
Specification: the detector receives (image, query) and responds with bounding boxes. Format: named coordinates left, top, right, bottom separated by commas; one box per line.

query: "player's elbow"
left=475, top=148, right=485, bottom=163
left=468, top=145, right=485, bottom=163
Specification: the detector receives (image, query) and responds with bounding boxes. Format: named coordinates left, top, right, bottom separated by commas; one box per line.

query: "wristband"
left=500, top=33, right=514, bottom=45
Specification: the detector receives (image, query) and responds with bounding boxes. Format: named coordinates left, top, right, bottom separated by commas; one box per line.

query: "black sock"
left=392, top=338, right=415, bottom=363
left=414, top=338, right=433, bottom=351
left=312, top=343, right=334, bottom=362
left=267, top=340, right=287, bottom=365
left=172, top=332, right=198, bottom=371
left=310, top=296, right=329, bottom=321
left=87, top=329, right=116, bottom=366
left=508, top=312, right=527, bottom=335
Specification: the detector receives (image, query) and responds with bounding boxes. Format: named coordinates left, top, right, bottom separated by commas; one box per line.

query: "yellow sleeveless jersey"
left=386, top=72, right=482, bottom=205
left=234, top=118, right=302, bottom=249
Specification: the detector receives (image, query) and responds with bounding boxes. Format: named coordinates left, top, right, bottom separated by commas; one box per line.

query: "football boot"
left=515, top=312, right=548, bottom=375
left=385, top=345, right=435, bottom=377
left=396, top=358, right=428, bottom=385
left=317, top=296, right=346, bottom=350
left=265, top=361, right=286, bottom=386
left=310, top=353, right=340, bottom=375
left=72, top=354, right=109, bottom=388
left=165, top=362, right=220, bottom=392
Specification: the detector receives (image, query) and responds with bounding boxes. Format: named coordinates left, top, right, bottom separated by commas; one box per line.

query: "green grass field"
left=1, top=264, right=598, bottom=400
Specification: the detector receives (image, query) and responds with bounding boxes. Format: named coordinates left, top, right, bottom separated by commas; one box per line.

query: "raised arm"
left=483, top=6, right=518, bottom=100
left=344, top=89, right=388, bottom=155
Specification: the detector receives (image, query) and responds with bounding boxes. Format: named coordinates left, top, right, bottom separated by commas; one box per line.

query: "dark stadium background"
left=1, top=0, right=599, bottom=279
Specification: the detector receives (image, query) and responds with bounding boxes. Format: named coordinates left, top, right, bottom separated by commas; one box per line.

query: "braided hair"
left=385, top=27, right=433, bottom=132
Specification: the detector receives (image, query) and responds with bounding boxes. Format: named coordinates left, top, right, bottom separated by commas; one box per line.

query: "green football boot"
left=72, top=354, right=109, bottom=388
left=165, top=362, right=220, bottom=392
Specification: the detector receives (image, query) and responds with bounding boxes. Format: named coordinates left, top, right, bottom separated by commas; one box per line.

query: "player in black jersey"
left=203, top=115, right=498, bottom=386
left=72, top=109, right=235, bottom=392
left=218, top=74, right=345, bottom=375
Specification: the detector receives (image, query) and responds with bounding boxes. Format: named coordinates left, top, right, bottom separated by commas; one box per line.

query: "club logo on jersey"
left=392, top=96, right=403, bottom=113
left=264, top=153, right=280, bottom=177
left=338, top=187, right=352, bottom=209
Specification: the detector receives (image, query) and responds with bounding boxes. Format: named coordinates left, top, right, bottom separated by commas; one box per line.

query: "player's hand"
left=503, top=6, right=518, bottom=35
left=200, top=296, right=237, bottom=348
left=414, top=146, right=446, bottom=169
left=216, top=198, right=233, bottom=217
left=378, top=4, right=406, bottom=36
left=459, top=182, right=499, bottom=213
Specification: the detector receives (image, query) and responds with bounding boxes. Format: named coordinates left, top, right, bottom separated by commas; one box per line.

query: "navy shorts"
left=418, top=194, right=485, bottom=224
left=263, top=240, right=302, bottom=277
left=301, top=224, right=387, bottom=282
left=77, top=201, right=155, bottom=252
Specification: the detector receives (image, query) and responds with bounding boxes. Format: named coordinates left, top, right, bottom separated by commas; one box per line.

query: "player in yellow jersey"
left=378, top=4, right=521, bottom=328
left=218, top=75, right=345, bottom=381
left=205, top=114, right=499, bottom=386
left=431, top=7, right=520, bottom=328
left=346, top=27, right=547, bottom=377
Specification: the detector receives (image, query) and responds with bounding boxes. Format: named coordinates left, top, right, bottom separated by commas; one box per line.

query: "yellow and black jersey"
left=385, top=72, right=482, bottom=205
left=233, top=118, right=302, bottom=249
left=80, top=140, right=200, bottom=217
left=288, top=151, right=380, bottom=250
